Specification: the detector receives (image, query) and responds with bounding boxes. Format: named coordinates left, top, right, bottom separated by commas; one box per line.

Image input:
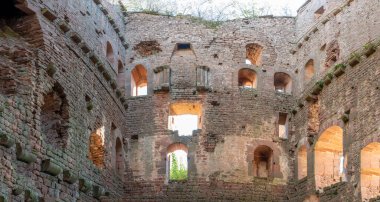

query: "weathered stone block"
left=41, top=159, right=63, bottom=176
left=364, top=43, right=377, bottom=57
left=333, top=64, right=346, bottom=77
left=69, top=32, right=82, bottom=44
left=63, top=170, right=78, bottom=184
left=89, top=53, right=100, bottom=64
left=79, top=42, right=91, bottom=53
left=24, top=190, right=38, bottom=202
left=96, top=62, right=105, bottom=72
left=0, top=133, right=15, bottom=148
left=103, top=71, right=111, bottom=81
left=93, top=185, right=105, bottom=199
left=311, top=81, right=324, bottom=95
left=57, top=20, right=70, bottom=33
left=16, top=143, right=37, bottom=164
left=99, top=6, right=108, bottom=15
left=323, top=73, right=333, bottom=85
left=41, top=8, right=57, bottom=22
left=79, top=179, right=92, bottom=193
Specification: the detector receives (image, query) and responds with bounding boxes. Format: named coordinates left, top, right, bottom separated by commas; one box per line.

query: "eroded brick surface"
left=0, top=0, right=379, bottom=201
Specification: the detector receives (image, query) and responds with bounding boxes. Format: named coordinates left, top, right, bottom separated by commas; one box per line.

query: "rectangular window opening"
left=177, top=43, right=191, bottom=50
left=278, top=113, right=288, bottom=139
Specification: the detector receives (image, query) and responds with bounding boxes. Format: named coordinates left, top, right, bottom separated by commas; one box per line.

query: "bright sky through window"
left=169, top=150, right=188, bottom=169
left=168, top=114, right=198, bottom=136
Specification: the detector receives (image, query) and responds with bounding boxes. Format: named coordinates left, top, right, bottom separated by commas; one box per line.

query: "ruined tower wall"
left=0, top=0, right=128, bottom=201
left=123, top=14, right=297, bottom=201
left=289, top=0, right=380, bottom=201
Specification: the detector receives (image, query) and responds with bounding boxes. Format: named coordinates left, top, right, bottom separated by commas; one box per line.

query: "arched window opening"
left=361, top=142, right=380, bottom=201
left=131, top=64, right=147, bottom=96
left=117, top=61, right=125, bottom=90
left=115, top=137, right=124, bottom=176
left=106, top=41, right=114, bottom=66
left=274, top=72, right=292, bottom=94
left=304, top=59, right=315, bottom=83
left=168, top=103, right=202, bottom=136
left=298, top=145, right=307, bottom=179
left=167, top=143, right=188, bottom=181
left=315, top=126, right=343, bottom=190
left=253, top=145, right=273, bottom=178
left=41, top=83, right=69, bottom=148
left=238, top=68, right=257, bottom=88
left=245, top=43, right=263, bottom=66
left=89, top=126, right=105, bottom=169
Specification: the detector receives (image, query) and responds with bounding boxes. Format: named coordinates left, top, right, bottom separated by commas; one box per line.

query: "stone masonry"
left=0, top=0, right=379, bottom=201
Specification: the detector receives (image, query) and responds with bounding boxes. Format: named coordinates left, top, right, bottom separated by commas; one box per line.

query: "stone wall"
left=290, top=0, right=380, bottom=201
left=0, top=0, right=379, bottom=201
left=123, top=14, right=297, bottom=201
left=0, top=0, right=128, bottom=200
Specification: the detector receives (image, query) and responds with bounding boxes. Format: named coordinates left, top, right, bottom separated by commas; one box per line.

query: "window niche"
left=153, top=65, right=170, bottom=92
left=274, top=72, right=292, bottom=94
left=131, top=64, right=147, bottom=96
left=245, top=43, right=263, bottom=66
left=89, top=126, right=105, bottom=169
left=168, top=103, right=202, bottom=136
left=315, top=126, right=343, bottom=190
left=304, top=59, right=315, bottom=83
left=360, top=142, right=380, bottom=201
left=115, top=137, right=124, bottom=176
left=297, top=145, right=307, bottom=179
left=278, top=112, right=289, bottom=139
left=196, top=66, right=210, bottom=91
left=166, top=143, right=188, bottom=182
left=238, top=68, right=257, bottom=89
left=41, top=83, right=69, bottom=148
left=253, top=145, right=273, bottom=178
left=117, top=61, right=126, bottom=90
left=106, top=41, right=115, bottom=67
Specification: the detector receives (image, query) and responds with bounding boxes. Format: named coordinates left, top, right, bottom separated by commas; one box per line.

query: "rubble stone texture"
left=0, top=0, right=379, bottom=201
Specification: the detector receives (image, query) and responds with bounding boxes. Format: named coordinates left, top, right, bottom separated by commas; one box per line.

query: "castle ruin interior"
left=0, top=0, right=379, bottom=201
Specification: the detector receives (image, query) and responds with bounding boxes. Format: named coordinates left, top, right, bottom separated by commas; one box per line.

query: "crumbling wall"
left=123, top=14, right=296, bottom=201
left=0, top=0, right=128, bottom=200
left=290, top=0, right=380, bottom=201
